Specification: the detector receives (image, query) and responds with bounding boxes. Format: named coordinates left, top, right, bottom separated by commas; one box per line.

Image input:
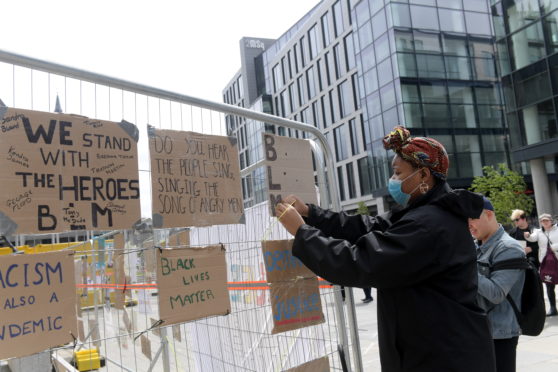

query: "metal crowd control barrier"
left=0, top=49, right=363, bottom=372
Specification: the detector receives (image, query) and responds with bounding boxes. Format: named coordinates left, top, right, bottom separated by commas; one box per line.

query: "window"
left=391, top=3, right=412, bottom=27
left=272, top=64, right=283, bottom=90
left=344, top=33, right=356, bottom=70
left=543, top=10, right=558, bottom=54
left=333, top=1, right=344, bottom=37
left=380, top=83, right=396, bottom=110
left=511, top=21, right=546, bottom=70
left=322, top=13, right=331, bottom=48
left=416, top=54, right=445, bottom=78
left=334, top=125, right=349, bottom=161
left=355, top=0, right=370, bottom=25
left=337, top=166, right=346, bottom=201
left=375, top=33, right=390, bottom=62
left=410, top=5, right=439, bottom=30
left=504, top=0, right=541, bottom=34
left=300, top=36, right=307, bottom=68
left=448, top=85, right=473, bottom=104
left=464, top=0, right=487, bottom=12
left=333, top=43, right=344, bottom=79
left=358, top=157, right=373, bottom=196
left=414, top=31, right=442, bottom=54
left=397, top=53, right=418, bottom=77
left=451, top=104, right=477, bottom=128
left=297, top=76, right=306, bottom=105
left=422, top=103, right=449, bottom=128
left=395, top=30, right=414, bottom=52
left=372, top=9, right=387, bottom=40
left=420, top=83, right=446, bottom=103
left=361, top=44, right=376, bottom=72
left=346, top=163, right=357, bottom=199
left=465, top=12, right=492, bottom=35
left=349, top=118, right=360, bottom=155
left=325, top=52, right=333, bottom=86
left=308, top=25, right=319, bottom=60
left=321, top=94, right=332, bottom=127
left=363, top=68, right=378, bottom=94
left=445, top=56, right=471, bottom=79
left=358, top=22, right=373, bottom=49
left=519, top=99, right=558, bottom=144
left=338, top=80, right=353, bottom=118
left=307, top=67, right=317, bottom=99
left=439, top=9, right=465, bottom=33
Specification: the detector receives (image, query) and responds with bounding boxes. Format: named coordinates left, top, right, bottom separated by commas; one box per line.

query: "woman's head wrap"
left=383, top=126, right=449, bottom=180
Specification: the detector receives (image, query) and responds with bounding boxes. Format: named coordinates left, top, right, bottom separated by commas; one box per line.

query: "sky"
left=1, top=0, right=320, bottom=102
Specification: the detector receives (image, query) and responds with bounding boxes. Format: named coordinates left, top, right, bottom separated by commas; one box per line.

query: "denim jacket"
left=476, top=225, right=525, bottom=339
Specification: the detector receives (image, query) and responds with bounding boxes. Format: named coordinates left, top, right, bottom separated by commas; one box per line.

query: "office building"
left=223, top=0, right=510, bottom=213
left=492, top=0, right=558, bottom=214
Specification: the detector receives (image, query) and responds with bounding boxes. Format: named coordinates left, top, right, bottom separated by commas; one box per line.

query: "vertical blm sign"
left=0, top=107, right=140, bottom=234
left=262, top=133, right=317, bottom=216
left=148, top=127, right=244, bottom=228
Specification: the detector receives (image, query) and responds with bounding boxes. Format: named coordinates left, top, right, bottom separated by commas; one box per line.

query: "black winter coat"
left=293, top=182, right=496, bottom=372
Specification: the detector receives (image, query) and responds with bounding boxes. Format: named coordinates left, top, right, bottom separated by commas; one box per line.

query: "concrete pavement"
left=353, top=288, right=558, bottom=371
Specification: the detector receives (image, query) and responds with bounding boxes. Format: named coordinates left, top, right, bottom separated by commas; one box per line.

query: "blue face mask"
left=388, top=169, right=422, bottom=207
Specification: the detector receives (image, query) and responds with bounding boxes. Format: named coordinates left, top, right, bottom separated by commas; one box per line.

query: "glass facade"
left=354, top=0, right=508, bottom=191
left=494, top=0, right=558, bottom=152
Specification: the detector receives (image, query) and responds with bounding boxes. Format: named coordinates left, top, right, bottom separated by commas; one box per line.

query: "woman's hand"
left=275, top=202, right=305, bottom=236
left=524, top=231, right=530, bottom=239
left=282, top=195, right=309, bottom=217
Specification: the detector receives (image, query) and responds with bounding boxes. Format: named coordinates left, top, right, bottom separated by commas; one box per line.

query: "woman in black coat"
left=276, top=127, right=496, bottom=372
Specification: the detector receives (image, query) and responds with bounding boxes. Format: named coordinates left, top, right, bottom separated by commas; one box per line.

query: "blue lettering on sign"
left=0, top=261, right=63, bottom=289
left=0, top=316, right=63, bottom=340
left=273, top=293, right=320, bottom=321
left=264, top=251, right=304, bottom=272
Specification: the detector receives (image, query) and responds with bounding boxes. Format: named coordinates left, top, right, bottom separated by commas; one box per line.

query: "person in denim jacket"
left=469, top=197, right=525, bottom=372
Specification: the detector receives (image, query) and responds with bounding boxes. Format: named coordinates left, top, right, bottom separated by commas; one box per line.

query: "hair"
left=510, top=209, right=525, bottom=221
left=383, top=126, right=449, bottom=180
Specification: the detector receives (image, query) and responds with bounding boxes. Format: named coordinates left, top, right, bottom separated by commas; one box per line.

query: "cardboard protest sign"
left=262, top=133, right=317, bottom=216
left=0, top=106, right=141, bottom=234
left=0, top=251, right=77, bottom=359
left=261, top=240, right=314, bottom=283
left=168, top=229, right=190, bottom=247
left=285, top=357, right=330, bottom=372
left=156, top=245, right=230, bottom=326
left=270, top=277, right=324, bottom=334
left=148, top=127, right=244, bottom=228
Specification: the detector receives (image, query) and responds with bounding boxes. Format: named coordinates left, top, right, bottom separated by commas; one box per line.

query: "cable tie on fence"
left=220, top=243, right=226, bottom=252
left=134, top=319, right=164, bottom=342
left=69, top=331, right=78, bottom=349
left=155, top=245, right=163, bottom=254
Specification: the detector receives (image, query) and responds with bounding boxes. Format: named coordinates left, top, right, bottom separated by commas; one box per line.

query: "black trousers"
left=493, top=337, right=518, bottom=372
left=546, top=283, right=556, bottom=308
left=362, top=287, right=372, bottom=299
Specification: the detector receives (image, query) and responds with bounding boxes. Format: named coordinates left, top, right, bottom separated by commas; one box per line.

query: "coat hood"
left=432, top=184, right=484, bottom=219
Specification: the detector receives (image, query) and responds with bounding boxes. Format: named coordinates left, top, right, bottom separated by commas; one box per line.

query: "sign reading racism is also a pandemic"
left=0, top=251, right=77, bottom=359
left=148, top=127, right=244, bottom=228
left=0, top=106, right=141, bottom=234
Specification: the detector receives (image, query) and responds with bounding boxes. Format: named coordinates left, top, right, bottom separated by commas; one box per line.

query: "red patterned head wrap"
left=383, top=126, right=449, bottom=180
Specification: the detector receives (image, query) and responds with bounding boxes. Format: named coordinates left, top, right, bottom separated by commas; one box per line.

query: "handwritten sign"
left=156, top=245, right=230, bottom=326
left=0, top=106, right=140, bottom=234
left=285, top=357, right=330, bottom=372
left=0, top=251, right=77, bottom=359
left=263, top=133, right=317, bottom=216
left=262, top=240, right=314, bottom=283
left=270, top=277, right=324, bottom=334
left=148, top=127, right=244, bottom=228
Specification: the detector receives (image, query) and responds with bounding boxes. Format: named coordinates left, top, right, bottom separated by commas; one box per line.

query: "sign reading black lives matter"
left=156, top=246, right=231, bottom=325
left=0, top=251, right=77, bottom=359
left=148, top=127, right=244, bottom=228
left=0, top=106, right=140, bottom=234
